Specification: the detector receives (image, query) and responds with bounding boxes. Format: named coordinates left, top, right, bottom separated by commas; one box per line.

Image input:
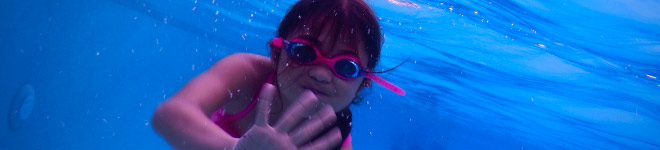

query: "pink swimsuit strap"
left=211, top=73, right=275, bottom=137
left=220, top=96, right=259, bottom=120
left=221, top=73, right=274, bottom=120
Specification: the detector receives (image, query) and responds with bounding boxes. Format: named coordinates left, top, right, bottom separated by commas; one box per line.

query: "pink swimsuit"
left=209, top=73, right=352, bottom=147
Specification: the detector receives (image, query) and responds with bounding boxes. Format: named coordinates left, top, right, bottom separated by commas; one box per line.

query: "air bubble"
left=645, top=74, right=657, bottom=79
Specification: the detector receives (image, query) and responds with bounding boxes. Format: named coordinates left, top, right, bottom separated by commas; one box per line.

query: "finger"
left=299, top=127, right=342, bottom=150
left=274, top=90, right=319, bottom=133
left=290, top=105, right=337, bottom=146
left=255, top=83, right=276, bottom=126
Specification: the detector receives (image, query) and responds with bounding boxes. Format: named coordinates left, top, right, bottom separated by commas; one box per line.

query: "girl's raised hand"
left=233, top=83, right=342, bottom=150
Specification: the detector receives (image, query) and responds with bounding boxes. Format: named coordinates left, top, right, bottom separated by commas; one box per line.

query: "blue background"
left=1, top=0, right=659, bottom=149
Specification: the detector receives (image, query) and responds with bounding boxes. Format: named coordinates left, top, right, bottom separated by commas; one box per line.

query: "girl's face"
left=273, top=26, right=369, bottom=112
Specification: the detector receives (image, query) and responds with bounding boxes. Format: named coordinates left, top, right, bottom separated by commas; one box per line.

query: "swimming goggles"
left=272, top=37, right=406, bottom=96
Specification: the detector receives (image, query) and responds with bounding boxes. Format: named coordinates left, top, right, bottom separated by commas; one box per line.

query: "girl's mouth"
left=302, top=87, right=328, bottom=97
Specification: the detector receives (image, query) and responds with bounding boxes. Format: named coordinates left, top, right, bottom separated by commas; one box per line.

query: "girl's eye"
left=291, top=44, right=316, bottom=62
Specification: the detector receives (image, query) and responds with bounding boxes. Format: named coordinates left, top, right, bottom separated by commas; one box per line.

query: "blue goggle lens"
left=335, top=59, right=360, bottom=78
left=289, top=43, right=316, bottom=62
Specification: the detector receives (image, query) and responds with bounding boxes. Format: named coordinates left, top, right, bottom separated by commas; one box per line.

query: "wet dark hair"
left=273, top=0, right=382, bottom=148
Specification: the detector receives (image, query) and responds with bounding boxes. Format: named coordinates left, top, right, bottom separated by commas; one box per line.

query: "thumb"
left=255, top=83, right=276, bottom=127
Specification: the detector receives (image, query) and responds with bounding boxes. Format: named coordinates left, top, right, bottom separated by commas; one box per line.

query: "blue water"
left=1, top=0, right=659, bottom=149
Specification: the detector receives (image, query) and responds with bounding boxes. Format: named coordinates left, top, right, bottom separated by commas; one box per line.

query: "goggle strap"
left=365, top=73, right=406, bottom=96
left=272, top=38, right=285, bottom=48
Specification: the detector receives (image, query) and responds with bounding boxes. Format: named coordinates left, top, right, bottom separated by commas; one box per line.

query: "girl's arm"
left=151, top=53, right=273, bottom=149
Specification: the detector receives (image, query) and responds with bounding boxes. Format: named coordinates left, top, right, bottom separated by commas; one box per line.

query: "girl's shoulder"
left=208, top=53, right=273, bottom=77
left=208, top=53, right=274, bottom=124
left=216, top=53, right=271, bottom=68
left=167, top=53, right=273, bottom=117
left=207, top=52, right=274, bottom=107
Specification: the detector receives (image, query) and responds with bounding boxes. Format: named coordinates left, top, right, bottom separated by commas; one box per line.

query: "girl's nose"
left=308, top=64, right=333, bottom=84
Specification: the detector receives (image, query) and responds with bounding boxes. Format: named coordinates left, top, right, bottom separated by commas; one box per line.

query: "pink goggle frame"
left=272, top=37, right=406, bottom=96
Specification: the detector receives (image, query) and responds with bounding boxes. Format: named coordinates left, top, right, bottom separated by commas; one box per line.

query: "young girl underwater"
left=152, top=0, right=406, bottom=149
